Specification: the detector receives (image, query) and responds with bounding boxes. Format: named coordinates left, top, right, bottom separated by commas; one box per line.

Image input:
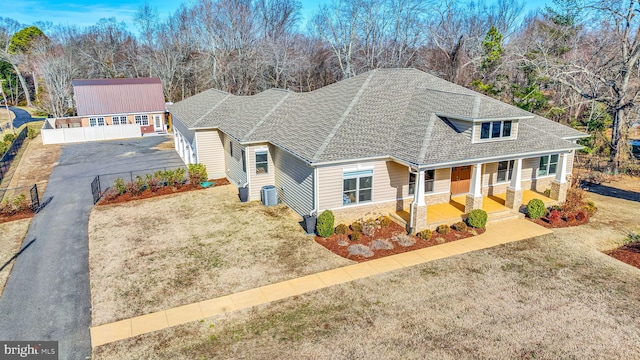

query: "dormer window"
left=480, top=120, right=512, bottom=139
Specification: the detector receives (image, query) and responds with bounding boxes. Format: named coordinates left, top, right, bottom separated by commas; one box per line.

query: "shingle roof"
left=168, top=68, right=586, bottom=166
left=73, top=77, right=166, bottom=116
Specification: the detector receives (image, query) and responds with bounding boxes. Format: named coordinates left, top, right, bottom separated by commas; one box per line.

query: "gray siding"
left=273, top=147, right=315, bottom=216
left=223, top=134, right=247, bottom=186
left=172, top=115, right=195, bottom=143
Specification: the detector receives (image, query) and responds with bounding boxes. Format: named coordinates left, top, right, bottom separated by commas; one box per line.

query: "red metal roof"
left=73, top=78, right=165, bottom=116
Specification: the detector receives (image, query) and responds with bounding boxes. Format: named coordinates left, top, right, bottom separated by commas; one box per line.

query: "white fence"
left=41, top=118, right=142, bottom=145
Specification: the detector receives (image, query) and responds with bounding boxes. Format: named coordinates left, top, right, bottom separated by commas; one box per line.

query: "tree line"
left=0, top=0, right=639, bottom=170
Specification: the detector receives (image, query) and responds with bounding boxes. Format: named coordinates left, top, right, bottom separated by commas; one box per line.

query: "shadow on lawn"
left=0, top=238, right=36, bottom=272
left=581, top=181, right=640, bottom=203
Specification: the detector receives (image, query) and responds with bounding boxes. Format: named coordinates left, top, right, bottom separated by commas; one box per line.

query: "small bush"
left=0, top=199, right=13, bottom=215
left=134, top=175, right=146, bottom=193
left=451, top=221, right=467, bottom=232
left=347, top=244, right=373, bottom=257
left=350, top=221, right=362, bottom=234
left=145, top=174, right=161, bottom=192
left=27, top=126, right=37, bottom=139
left=584, top=200, right=597, bottom=214
left=126, top=181, right=142, bottom=196
left=316, top=210, right=335, bottom=238
left=526, top=199, right=546, bottom=219
left=165, top=168, right=186, bottom=189
left=565, top=212, right=576, bottom=223
left=626, top=233, right=640, bottom=244
left=467, top=209, right=488, bottom=228
left=543, top=188, right=551, bottom=197
left=3, top=133, right=16, bottom=143
left=549, top=204, right=563, bottom=212
left=391, top=233, right=416, bottom=247
left=114, top=178, right=126, bottom=195
left=574, top=209, right=588, bottom=222
left=436, top=224, right=451, bottom=235
left=334, top=223, right=348, bottom=235
left=369, top=239, right=394, bottom=250
left=548, top=209, right=562, bottom=224
left=361, top=221, right=376, bottom=237
left=378, top=216, right=391, bottom=227
left=188, top=163, right=208, bottom=186
left=417, top=229, right=432, bottom=241
left=350, top=231, right=361, bottom=242
left=12, top=194, right=29, bottom=211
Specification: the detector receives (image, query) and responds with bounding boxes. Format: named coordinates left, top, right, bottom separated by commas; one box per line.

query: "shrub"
left=12, top=194, right=29, bottom=212
left=565, top=212, right=576, bottom=223
left=0, top=141, right=7, bottom=155
left=574, top=209, right=588, bottom=222
left=3, top=133, right=16, bottom=143
left=126, top=181, right=141, bottom=196
left=626, top=233, right=640, bottom=244
left=27, top=126, right=36, bottom=140
left=316, top=210, right=335, bottom=238
left=350, top=221, right=363, bottom=234
left=548, top=209, right=562, bottom=224
left=0, top=199, right=13, bottom=215
left=164, top=168, right=186, bottom=189
left=369, top=239, right=394, bottom=250
left=549, top=204, right=563, bottom=212
left=145, top=174, right=161, bottom=192
left=114, top=178, right=126, bottom=195
left=347, top=244, right=373, bottom=257
left=361, top=221, right=376, bottom=237
left=392, top=233, right=416, bottom=247
left=436, top=224, right=451, bottom=235
left=564, top=187, right=586, bottom=212
left=417, top=229, right=432, bottom=241
left=543, top=188, right=551, bottom=197
left=334, top=223, right=348, bottom=235
left=467, top=209, right=488, bottom=228
left=134, top=175, right=147, bottom=193
left=584, top=200, right=597, bottom=214
left=526, top=199, right=546, bottom=219
left=188, top=163, right=208, bottom=186
left=350, top=231, right=361, bottom=242
left=451, top=221, right=467, bottom=232
left=378, top=216, right=391, bottom=227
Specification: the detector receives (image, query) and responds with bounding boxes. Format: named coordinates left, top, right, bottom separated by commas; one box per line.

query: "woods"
left=1, top=0, right=639, bottom=169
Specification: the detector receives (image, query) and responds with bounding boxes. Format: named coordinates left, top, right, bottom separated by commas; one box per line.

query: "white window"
left=343, top=170, right=373, bottom=205
left=408, top=170, right=435, bottom=195
left=255, top=150, right=268, bottom=174
left=134, top=114, right=149, bottom=126
left=538, top=154, right=559, bottom=176
left=480, top=120, right=512, bottom=139
left=89, top=117, right=104, bottom=127
left=497, top=160, right=515, bottom=182
left=112, top=116, right=127, bottom=125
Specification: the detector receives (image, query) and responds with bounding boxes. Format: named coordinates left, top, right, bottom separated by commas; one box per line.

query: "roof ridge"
left=192, top=93, right=231, bottom=128
left=418, top=113, right=438, bottom=164
left=311, top=70, right=377, bottom=162
left=242, top=92, right=292, bottom=141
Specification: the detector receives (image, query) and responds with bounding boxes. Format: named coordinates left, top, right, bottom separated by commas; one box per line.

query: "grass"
left=0, top=219, right=31, bottom=297
left=88, top=185, right=352, bottom=326
left=93, top=190, right=640, bottom=359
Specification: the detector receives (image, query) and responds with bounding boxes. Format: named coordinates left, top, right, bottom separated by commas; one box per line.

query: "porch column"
left=465, top=163, right=483, bottom=213
left=174, top=132, right=179, bottom=153
left=409, top=170, right=428, bottom=233
left=506, top=158, right=523, bottom=210
left=551, top=153, right=569, bottom=202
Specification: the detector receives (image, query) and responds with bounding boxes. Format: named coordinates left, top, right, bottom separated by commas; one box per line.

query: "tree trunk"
left=32, top=71, right=38, bottom=96
left=12, top=63, right=32, bottom=107
left=611, top=107, right=626, bottom=173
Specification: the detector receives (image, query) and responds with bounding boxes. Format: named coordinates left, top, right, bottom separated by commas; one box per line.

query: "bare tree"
left=31, top=39, right=77, bottom=117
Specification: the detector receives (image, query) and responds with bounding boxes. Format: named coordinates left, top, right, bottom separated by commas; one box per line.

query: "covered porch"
left=393, top=190, right=555, bottom=228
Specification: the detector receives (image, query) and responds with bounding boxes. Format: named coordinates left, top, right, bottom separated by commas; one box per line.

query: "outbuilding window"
left=89, top=117, right=105, bottom=127
left=135, top=114, right=149, bottom=126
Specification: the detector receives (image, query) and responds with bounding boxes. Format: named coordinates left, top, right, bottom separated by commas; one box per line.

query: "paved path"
left=90, top=218, right=552, bottom=348
left=0, top=136, right=183, bottom=360
left=8, top=106, right=44, bottom=129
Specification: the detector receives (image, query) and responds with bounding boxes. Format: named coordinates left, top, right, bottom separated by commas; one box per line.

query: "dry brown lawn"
left=88, top=185, right=351, bottom=326
left=151, top=140, right=176, bottom=151
left=94, top=189, right=640, bottom=359
left=0, top=219, right=31, bottom=297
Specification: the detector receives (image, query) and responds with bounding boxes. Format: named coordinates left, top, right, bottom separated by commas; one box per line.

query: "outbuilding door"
left=450, top=166, right=471, bottom=195
left=153, top=114, right=163, bottom=132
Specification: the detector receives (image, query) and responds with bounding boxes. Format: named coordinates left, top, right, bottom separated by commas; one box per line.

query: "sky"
left=4, top=0, right=552, bottom=35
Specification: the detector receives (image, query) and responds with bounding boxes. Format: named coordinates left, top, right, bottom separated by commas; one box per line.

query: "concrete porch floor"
left=394, top=190, right=556, bottom=228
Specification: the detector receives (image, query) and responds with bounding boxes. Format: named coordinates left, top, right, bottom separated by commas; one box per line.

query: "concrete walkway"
left=90, top=218, right=552, bottom=348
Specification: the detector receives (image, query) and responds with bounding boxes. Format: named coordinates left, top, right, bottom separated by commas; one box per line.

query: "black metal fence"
left=0, top=182, right=40, bottom=212
left=91, top=165, right=187, bottom=204
left=0, top=127, right=28, bottom=184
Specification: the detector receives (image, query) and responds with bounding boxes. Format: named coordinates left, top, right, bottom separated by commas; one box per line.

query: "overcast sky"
left=5, top=0, right=551, bottom=34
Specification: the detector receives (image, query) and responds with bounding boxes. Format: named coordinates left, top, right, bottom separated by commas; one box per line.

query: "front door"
left=153, top=115, right=163, bottom=132
left=451, top=166, right=471, bottom=195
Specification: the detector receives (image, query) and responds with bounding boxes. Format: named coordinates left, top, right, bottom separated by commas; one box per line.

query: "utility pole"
left=0, top=79, right=14, bottom=134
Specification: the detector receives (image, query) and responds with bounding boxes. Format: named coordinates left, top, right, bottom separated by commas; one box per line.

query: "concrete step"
left=487, top=209, right=524, bottom=224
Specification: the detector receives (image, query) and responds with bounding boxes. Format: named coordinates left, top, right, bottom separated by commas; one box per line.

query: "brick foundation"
left=330, top=201, right=397, bottom=225
left=465, top=195, right=483, bottom=213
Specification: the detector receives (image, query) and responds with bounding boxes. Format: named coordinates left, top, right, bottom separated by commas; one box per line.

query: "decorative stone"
left=505, top=187, right=523, bottom=210
left=550, top=181, right=568, bottom=202
left=465, top=194, right=483, bottom=213
left=409, top=203, right=427, bottom=234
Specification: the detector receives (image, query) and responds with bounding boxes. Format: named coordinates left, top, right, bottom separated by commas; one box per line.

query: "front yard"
left=92, top=185, right=640, bottom=359
left=88, top=185, right=351, bottom=326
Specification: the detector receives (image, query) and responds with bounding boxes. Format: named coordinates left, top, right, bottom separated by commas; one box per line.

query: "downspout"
left=242, top=146, right=249, bottom=189
left=310, top=166, right=319, bottom=216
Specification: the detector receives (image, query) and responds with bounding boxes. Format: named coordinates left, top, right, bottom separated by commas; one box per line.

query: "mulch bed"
left=0, top=209, right=35, bottom=225
left=97, top=177, right=230, bottom=206
left=606, top=243, right=640, bottom=270
left=527, top=215, right=590, bottom=229
left=315, top=221, right=485, bottom=262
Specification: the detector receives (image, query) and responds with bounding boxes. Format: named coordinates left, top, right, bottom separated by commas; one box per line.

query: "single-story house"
left=168, top=68, right=586, bottom=231
left=41, top=78, right=168, bottom=145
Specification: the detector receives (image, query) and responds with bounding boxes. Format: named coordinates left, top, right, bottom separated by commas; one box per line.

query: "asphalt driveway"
left=0, top=136, right=184, bottom=359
